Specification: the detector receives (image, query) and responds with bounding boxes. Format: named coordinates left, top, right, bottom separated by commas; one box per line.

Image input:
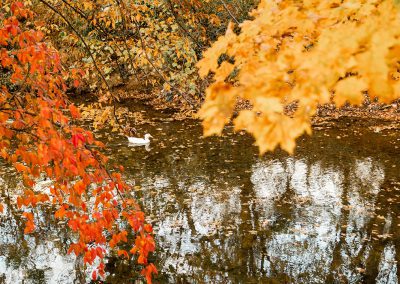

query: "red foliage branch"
left=0, top=2, right=156, bottom=282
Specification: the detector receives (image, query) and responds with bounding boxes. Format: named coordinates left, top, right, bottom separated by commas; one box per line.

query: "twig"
left=221, top=0, right=240, bottom=25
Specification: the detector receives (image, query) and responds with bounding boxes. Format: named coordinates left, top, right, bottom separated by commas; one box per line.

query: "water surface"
left=1, top=106, right=399, bottom=283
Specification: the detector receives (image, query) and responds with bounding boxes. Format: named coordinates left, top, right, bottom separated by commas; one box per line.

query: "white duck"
left=127, top=134, right=152, bottom=145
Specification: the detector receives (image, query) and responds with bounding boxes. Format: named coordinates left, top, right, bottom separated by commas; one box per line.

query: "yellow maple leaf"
left=198, top=0, right=400, bottom=155
left=253, top=97, right=283, bottom=113
left=334, top=77, right=367, bottom=107
left=196, top=22, right=236, bottom=78
left=214, top=61, right=235, bottom=82
left=234, top=110, right=255, bottom=132
left=198, top=82, right=237, bottom=136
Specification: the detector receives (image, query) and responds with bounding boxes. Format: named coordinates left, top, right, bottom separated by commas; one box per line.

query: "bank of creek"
left=0, top=103, right=399, bottom=283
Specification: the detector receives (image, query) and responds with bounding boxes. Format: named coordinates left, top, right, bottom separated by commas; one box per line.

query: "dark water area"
left=1, top=104, right=400, bottom=283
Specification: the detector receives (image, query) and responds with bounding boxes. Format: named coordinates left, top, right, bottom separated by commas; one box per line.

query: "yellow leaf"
left=253, top=97, right=283, bottom=113
left=234, top=110, right=255, bottom=132
left=196, top=22, right=236, bottom=78
left=334, top=77, right=367, bottom=106
left=198, top=82, right=236, bottom=136
left=215, top=61, right=235, bottom=82
left=198, top=0, right=400, bottom=155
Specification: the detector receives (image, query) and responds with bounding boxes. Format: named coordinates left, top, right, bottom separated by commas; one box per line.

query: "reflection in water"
left=0, top=115, right=400, bottom=283
left=0, top=170, right=84, bottom=284
left=0, top=238, right=79, bottom=283
left=248, top=158, right=389, bottom=283
left=377, top=243, right=398, bottom=284
left=129, top=142, right=151, bottom=151
left=134, top=121, right=399, bottom=283
left=251, top=159, right=344, bottom=283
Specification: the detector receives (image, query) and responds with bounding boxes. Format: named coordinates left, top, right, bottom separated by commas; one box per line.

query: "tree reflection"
left=1, top=120, right=399, bottom=283
left=0, top=167, right=84, bottom=284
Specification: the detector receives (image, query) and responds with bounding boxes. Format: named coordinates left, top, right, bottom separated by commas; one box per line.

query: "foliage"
left=198, top=0, right=400, bottom=154
left=0, top=3, right=156, bottom=282
left=27, top=0, right=256, bottom=112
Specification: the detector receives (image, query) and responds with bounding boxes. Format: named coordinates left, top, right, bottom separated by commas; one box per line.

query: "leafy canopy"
left=198, top=0, right=400, bottom=154
left=28, top=0, right=255, bottom=111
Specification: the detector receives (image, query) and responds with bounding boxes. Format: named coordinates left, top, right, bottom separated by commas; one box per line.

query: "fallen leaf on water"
left=356, top=267, right=366, bottom=273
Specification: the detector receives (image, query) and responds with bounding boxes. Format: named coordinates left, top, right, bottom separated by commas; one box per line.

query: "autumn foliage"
left=0, top=3, right=156, bottom=282
left=198, top=0, right=400, bottom=154
left=26, top=0, right=255, bottom=109
left=3, top=0, right=400, bottom=281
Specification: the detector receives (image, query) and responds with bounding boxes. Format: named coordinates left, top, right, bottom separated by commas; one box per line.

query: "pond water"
left=0, top=105, right=400, bottom=283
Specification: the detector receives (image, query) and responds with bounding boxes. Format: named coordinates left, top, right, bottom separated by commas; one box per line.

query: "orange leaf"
left=141, top=263, right=158, bottom=284
left=117, top=249, right=129, bottom=259
left=15, top=162, right=27, bottom=172
left=69, top=104, right=80, bottom=118
left=22, top=212, right=35, bottom=234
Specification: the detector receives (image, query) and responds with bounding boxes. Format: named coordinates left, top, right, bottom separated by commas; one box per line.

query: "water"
left=0, top=105, right=399, bottom=283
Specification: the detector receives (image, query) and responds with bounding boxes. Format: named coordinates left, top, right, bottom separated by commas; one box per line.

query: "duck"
left=127, top=134, right=152, bottom=144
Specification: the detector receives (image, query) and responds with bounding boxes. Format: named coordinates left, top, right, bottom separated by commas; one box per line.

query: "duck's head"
left=144, top=134, right=153, bottom=140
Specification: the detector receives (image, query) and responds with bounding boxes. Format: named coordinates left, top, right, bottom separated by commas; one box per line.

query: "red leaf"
left=71, top=133, right=85, bottom=147
left=11, top=2, right=24, bottom=14
left=69, top=104, right=80, bottom=118
left=144, top=224, right=153, bottom=233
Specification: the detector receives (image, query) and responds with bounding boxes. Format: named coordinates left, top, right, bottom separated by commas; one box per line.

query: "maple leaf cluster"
left=198, top=0, right=400, bottom=154
left=0, top=3, right=156, bottom=282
